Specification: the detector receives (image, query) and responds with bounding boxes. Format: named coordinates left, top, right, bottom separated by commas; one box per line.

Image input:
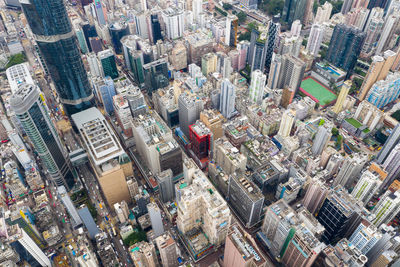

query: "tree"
left=331, top=127, right=339, bottom=136
left=223, top=3, right=233, bottom=10
left=237, top=11, right=247, bottom=23
left=350, top=77, right=363, bottom=94
left=332, top=0, right=343, bottom=14
left=259, top=0, right=284, bottom=15
left=392, top=110, right=400, bottom=121
left=4, top=52, right=27, bottom=70
left=238, top=31, right=251, bottom=41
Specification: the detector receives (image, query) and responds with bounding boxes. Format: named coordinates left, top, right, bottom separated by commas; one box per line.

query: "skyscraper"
left=341, top=0, right=354, bottom=14
left=278, top=109, right=296, bottom=137
left=109, top=21, right=130, bottom=54
left=302, top=179, right=329, bottom=215
left=376, top=123, right=400, bottom=164
left=10, top=84, right=74, bottom=189
left=156, top=169, right=175, bottom=203
left=351, top=170, right=382, bottom=204
left=143, top=58, right=169, bottom=95
left=189, top=120, right=213, bottom=160
left=227, top=174, right=264, bottom=228
left=94, top=0, right=107, bottom=25
left=98, top=49, right=119, bottom=79
left=381, top=143, right=400, bottom=189
left=312, top=124, right=332, bottom=156
left=219, top=79, right=236, bottom=119
left=326, top=24, right=366, bottom=73
left=249, top=29, right=267, bottom=71
left=248, top=70, right=266, bottom=104
left=362, top=17, right=384, bottom=55
left=317, top=188, right=363, bottom=244
left=267, top=55, right=282, bottom=89
left=162, top=7, right=185, bottom=40
left=359, top=51, right=396, bottom=101
left=147, top=203, right=165, bottom=237
left=348, top=220, right=382, bottom=254
left=314, top=2, right=332, bottom=23
left=225, top=15, right=239, bottom=47
left=372, top=190, right=400, bottom=226
left=193, top=0, right=203, bottom=23
left=375, top=13, right=400, bottom=55
left=149, top=14, right=163, bottom=45
left=276, top=54, right=305, bottom=102
left=333, top=80, right=351, bottom=113
left=265, top=16, right=280, bottom=73
left=155, top=233, right=178, bottom=267
left=306, top=24, right=325, bottom=56
left=178, top=92, right=204, bottom=137
left=282, top=0, right=307, bottom=26
left=333, top=153, right=368, bottom=188
left=21, top=0, right=94, bottom=115
left=121, top=36, right=145, bottom=85
left=8, top=225, right=51, bottom=266
left=95, top=77, right=116, bottom=115
left=367, top=72, right=400, bottom=108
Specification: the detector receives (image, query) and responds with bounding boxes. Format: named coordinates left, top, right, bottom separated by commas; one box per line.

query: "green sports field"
left=299, top=77, right=337, bottom=106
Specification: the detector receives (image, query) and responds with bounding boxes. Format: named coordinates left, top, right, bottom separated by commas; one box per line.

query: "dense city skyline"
left=1, top=0, right=400, bottom=266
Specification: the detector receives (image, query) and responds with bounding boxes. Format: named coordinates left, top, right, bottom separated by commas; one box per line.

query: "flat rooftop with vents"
left=72, top=107, right=124, bottom=166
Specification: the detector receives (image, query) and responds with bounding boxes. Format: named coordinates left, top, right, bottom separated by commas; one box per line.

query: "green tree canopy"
left=237, top=11, right=247, bottom=23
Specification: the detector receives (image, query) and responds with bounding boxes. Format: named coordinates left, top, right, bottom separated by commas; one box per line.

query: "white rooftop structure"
left=6, top=63, right=33, bottom=93
left=72, top=107, right=124, bottom=166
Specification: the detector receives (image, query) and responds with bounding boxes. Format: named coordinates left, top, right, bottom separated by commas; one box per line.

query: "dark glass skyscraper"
left=265, top=15, right=281, bottom=74
left=282, top=0, right=307, bottom=26
left=249, top=30, right=267, bottom=72
left=109, top=21, right=130, bottom=54
left=150, top=14, right=163, bottom=45
left=20, top=0, right=94, bottom=116
left=10, top=84, right=75, bottom=190
left=326, top=24, right=366, bottom=74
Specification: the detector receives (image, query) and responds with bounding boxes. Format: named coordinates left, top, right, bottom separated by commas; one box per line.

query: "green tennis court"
left=299, top=77, right=337, bottom=106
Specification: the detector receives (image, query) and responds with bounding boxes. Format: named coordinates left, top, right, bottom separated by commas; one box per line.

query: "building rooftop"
left=231, top=174, right=264, bottom=202
left=228, top=225, right=267, bottom=266
left=189, top=121, right=211, bottom=137
left=6, top=63, right=33, bottom=93
left=98, top=49, right=114, bottom=59
left=132, top=113, right=171, bottom=146
left=72, top=107, right=124, bottom=166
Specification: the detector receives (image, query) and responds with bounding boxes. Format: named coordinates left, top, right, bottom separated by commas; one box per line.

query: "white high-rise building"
left=87, top=53, right=103, bottom=77
left=6, top=63, right=34, bottom=93
left=219, top=79, right=235, bottom=119
left=314, top=2, right=332, bottom=23
left=351, top=170, right=382, bottom=205
left=381, top=143, right=400, bottom=189
left=267, top=55, right=282, bottom=89
left=9, top=225, right=51, bottom=266
left=291, top=20, right=302, bottom=37
left=192, top=0, right=202, bottom=23
left=278, top=109, right=296, bottom=137
left=147, top=202, right=165, bottom=237
left=176, top=169, right=231, bottom=247
left=372, top=190, right=400, bottom=226
left=140, top=0, right=147, bottom=11
left=162, top=8, right=185, bottom=40
left=306, top=24, right=324, bottom=56
left=333, top=153, right=368, bottom=188
left=248, top=70, right=266, bottom=104
left=375, top=13, right=400, bottom=55
left=349, top=220, right=382, bottom=254
left=312, top=124, right=332, bottom=156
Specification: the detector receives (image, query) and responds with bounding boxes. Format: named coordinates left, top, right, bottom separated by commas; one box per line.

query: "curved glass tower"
left=20, top=0, right=94, bottom=115
left=10, top=83, right=75, bottom=189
